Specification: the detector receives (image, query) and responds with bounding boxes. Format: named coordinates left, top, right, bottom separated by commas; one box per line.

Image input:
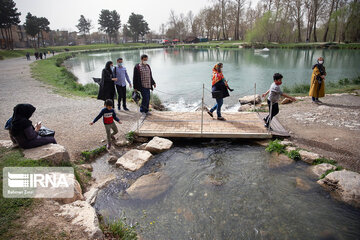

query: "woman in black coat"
left=10, top=104, right=57, bottom=149
left=97, top=61, right=116, bottom=103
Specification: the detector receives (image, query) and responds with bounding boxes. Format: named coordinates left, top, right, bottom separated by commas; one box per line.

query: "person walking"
left=97, top=61, right=116, bottom=105
left=309, top=57, right=327, bottom=103
left=26, top=52, right=30, bottom=60
left=133, top=54, right=156, bottom=114
left=113, top=58, right=132, bottom=111
left=207, top=63, right=232, bottom=121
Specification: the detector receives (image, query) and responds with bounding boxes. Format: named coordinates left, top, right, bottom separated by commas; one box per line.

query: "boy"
left=262, top=73, right=296, bottom=129
left=90, top=99, right=122, bottom=149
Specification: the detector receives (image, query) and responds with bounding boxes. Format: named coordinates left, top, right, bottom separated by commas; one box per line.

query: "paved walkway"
left=137, top=112, right=273, bottom=138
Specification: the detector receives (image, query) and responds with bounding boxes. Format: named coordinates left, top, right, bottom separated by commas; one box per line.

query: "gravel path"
left=277, top=93, right=360, bottom=172
left=0, top=57, right=141, bottom=160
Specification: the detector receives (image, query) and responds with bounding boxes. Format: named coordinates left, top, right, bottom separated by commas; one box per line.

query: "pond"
left=93, top=142, right=360, bottom=240
left=65, top=48, right=360, bottom=111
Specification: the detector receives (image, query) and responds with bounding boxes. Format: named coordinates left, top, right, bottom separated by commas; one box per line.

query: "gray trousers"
left=104, top=122, right=118, bottom=143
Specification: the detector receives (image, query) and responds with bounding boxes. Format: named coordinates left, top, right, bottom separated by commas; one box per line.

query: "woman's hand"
left=112, top=78, right=117, bottom=81
left=35, top=123, right=41, bottom=132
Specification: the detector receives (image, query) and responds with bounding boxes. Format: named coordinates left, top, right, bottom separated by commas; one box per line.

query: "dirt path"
left=277, top=93, right=360, bottom=172
left=0, top=57, right=141, bottom=160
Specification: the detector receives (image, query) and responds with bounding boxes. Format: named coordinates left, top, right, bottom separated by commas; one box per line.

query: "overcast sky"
left=14, top=0, right=212, bottom=33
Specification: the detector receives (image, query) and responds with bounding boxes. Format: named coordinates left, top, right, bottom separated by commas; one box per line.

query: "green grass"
left=81, top=145, right=107, bottom=162
left=125, top=131, right=136, bottom=144
left=287, top=149, right=301, bottom=161
left=312, top=158, right=337, bottom=165
left=265, top=139, right=287, bottom=154
left=0, top=147, right=51, bottom=238
left=100, top=216, right=138, bottom=240
left=282, top=76, right=360, bottom=95
left=319, top=166, right=344, bottom=179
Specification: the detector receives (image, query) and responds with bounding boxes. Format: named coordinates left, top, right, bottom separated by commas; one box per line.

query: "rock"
left=145, top=137, right=173, bottom=154
left=269, top=153, right=294, bottom=168
left=84, top=187, right=98, bottom=205
left=114, top=139, right=130, bottom=147
left=317, top=170, right=360, bottom=208
left=239, top=94, right=261, bottom=104
left=253, top=140, right=270, bottom=147
left=107, top=155, right=117, bottom=164
left=190, top=151, right=205, bottom=160
left=280, top=140, right=293, bottom=146
left=126, top=172, right=170, bottom=200
left=84, top=174, right=116, bottom=205
left=281, top=98, right=294, bottom=104
left=116, top=149, right=153, bottom=171
left=299, top=150, right=320, bottom=164
left=59, top=200, right=103, bottom=239
left=23, top=144, right=70, bottom=165
left=54, top=179, right=84, bottom=204
left=0, top=140, right=15, bottom=149
left=137, top=143, right=148, bottom=150
left=296, top=177, right=311, bottom=191
left=286, top=146, right=297, bottom=152
left=80, top=164, right=93, bottom=172
left=237, top=103, right=253, bottom=112
left=311, top=163, right=336, bottom=178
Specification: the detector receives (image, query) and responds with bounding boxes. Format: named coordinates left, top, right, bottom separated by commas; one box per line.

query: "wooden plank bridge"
left=135, top=111, right=289, bottom=139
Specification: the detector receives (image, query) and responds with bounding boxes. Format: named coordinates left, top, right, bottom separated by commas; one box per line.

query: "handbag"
left=38, top=126, right=55, bottom=137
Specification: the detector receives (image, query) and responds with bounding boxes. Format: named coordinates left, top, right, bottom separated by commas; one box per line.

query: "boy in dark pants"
left=90, top=99, right=122, bottom=149
left=262, top=73, right=296, bottom=129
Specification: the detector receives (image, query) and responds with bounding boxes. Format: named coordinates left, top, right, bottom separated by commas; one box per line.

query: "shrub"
left=287, top=150, right=301, bottom=161
left=265, top=139, right=286, bottom=154
left=100, top=217, right=138, bottom=240
left=312, top=158, right=337, bottom=165
left=125, top=131, right=135, bottom=143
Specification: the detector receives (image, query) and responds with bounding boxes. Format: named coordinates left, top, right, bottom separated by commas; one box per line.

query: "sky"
left=14, top=0, right=211, bottom=33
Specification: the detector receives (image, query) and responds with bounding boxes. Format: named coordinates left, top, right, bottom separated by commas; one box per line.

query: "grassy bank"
left=0, top=43, right=162, bottom=60
left=282, top=76, right=360, bottom=95
left=31, top=50, right=164, bottom=109
left=177, top=41, right=360, bottom=49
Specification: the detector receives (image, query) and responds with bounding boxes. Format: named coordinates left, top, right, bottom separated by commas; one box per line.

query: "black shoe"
left=264, top=124, right=273, bottom=131
left=123, top=107, right=130, bottom=111
left=117, top=105, right=121, bottom=110
left=263, top=117, right=267, bottom=123
left=207, top=111, right=213, bottom=118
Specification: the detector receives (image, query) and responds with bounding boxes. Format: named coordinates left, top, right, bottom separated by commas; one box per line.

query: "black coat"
left=212, top=80, right=230, bottom=99
left=97, top=68, right=115, bottom=101
left=133, top=64, right=156, bottom=91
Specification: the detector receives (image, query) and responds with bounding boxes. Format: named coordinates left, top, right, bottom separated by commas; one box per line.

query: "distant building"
left=184, top=37, right=200, bottom=43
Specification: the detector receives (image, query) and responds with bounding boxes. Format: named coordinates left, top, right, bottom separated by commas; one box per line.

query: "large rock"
left=311, top=163, right=336, bottom=178
left=55, top=179, right=84, bottom=204
left=23, top=144, right=70, bottom=165
left=296, top=177, right=311, bottom=191
left=239, top=94, right=261, bottom=104
left=114, top=139, right=130, bottom=147
left=59, top=200, right=103, bottom=239
left=281, top=98, right=294, bottom=104
left=0, top=140, right=15, bottom=149
left=237, top=103, right=253, bottom=112
left=145, top=137, right=173, bottom=154
left=116, top=149, right=153, bottom=171
left=318, top=170, right=360, bottom=208
left=126, top=172, right=171, bottom=200
left=269, top=153, right=294, bottom=168
left=299, top=150, right=320, bottom=164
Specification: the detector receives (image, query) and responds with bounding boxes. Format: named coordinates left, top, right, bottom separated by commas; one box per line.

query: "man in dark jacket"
left=133, top=54, right=156, bottom=114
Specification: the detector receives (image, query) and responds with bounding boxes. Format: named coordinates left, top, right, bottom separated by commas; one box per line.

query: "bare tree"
left=232, top=0, right=247, bottom=40
left=292, top=0, right=305, bottom=42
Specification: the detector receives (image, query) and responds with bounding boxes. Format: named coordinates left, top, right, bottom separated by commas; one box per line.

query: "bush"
left=83, top=83, right=99, bottom=96
left=125, top=131, right=135, bottom=143
left=100, top=217, right=138, bottom=240
left=265, top=139, right=286, bottom=154
left=81, top=145, right=106, bottom=162
left=312, top=158, right=337, bottom=165
left=287, top=150, right=301, bottom=161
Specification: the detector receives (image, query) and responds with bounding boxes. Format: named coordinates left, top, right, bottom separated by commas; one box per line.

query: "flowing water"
left=65, top=48, right=360, bottom=111
left=93, top=142, right=360, bottom=240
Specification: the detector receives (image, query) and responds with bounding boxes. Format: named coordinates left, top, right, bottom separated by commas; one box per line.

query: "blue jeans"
left=140, top=88, right=151, bottom=113
left=210, top=98, right=223, bottom=117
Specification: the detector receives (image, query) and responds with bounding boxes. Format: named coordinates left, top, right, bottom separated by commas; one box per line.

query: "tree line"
left=162, top=0, right=360, bottom=43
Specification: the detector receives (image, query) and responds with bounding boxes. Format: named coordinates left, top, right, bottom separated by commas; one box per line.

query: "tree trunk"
left=9, top=27, right=14, bottom=50
left=323, top=0, right=335, bottom=41
left=313, top=0, right=318, bottom=42
left=332, top=0, right=339, bottom=42
left=5, top=28, right=10, bottom=50
left=234, top=5, right=240, bottom=40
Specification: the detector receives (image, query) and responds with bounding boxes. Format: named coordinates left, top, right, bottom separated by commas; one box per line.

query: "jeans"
left=210, top=98, right=223, bottom=117
left=104, top=122, right=118, bottom=143
left=140, top=88, right=151, bottom=113
left=264, top=100, right=279, bottom=125
left=116, top=85, right=127, bottom=108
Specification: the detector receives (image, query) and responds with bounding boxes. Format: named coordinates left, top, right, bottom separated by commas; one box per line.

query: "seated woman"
left=10, top=104, right=56, bottom=149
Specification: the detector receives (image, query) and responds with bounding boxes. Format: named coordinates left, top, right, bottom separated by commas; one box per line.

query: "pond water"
left=93, top=142, right=360, bottom=240
left=65, top=48, right=360, bottom=111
